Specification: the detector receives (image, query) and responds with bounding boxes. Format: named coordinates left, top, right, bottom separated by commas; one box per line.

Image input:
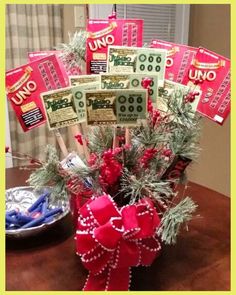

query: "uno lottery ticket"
left=107, top=46, right=167, bottom=87
left=71, top=82, right=100, bottom=122
left=69, top=74, right=101, bottom=86
left=150, top=39, right=197, bottom=83
left=182, top=47, right=230, bottom=125
left=86, top=19, right=143, bottom=74
left=6, top=55, right=67, bottom=132
left=41, top=87, right=78, bottom=130
left=28, top=50, right=82, bottom=85
left=100, top=73, right=158, bottom=103
left=85, top=89, right=147, bottom=126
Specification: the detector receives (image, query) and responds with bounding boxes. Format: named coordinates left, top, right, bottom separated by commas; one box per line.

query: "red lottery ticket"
left=86, top=19, right=143, bottom=74
left=150, top=39, right=197, bottom=83
left=28, top=50, right=82, bottom=85
left=182, top=47, right=230, bottom=125
left=6, top=55, right=67, bottom=132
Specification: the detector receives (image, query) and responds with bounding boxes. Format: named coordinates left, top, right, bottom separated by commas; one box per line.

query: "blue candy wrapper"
left=27, top=192, right=50, bottom=213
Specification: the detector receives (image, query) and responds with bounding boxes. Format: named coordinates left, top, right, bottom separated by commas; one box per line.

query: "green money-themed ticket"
left=41, top=87, right=78, bottom=130
left=85, top=89, right=147, bottom=126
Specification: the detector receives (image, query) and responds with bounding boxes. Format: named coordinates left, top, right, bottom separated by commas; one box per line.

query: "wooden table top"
left=6, top=166, right=230, bottom=291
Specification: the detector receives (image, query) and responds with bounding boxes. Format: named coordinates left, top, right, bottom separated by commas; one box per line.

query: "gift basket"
left=5, top=10, right=230, bottom=291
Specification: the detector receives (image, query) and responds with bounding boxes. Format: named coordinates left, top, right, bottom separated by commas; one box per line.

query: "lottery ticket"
left=150, top=39, right=197, bottom=83
left=69, top=74, right=101, bottom=86
left=71, top=82, right=100, bottom=123
left=28, top=50, right=82, bottom=85
left=182, top=47, right=230, bottom=125
left=107, top=46, right=167, bottom=87
left=100, top=73, right=159, bottom=103
left=41, top=87, right=78, bottom=130
left=86, top=19, right=143, bottom=74
left=85, top=89, right=147, bottom=126
left=6, top=55, right=67, bottom=132
left=157, top=80, right=201, bottom=124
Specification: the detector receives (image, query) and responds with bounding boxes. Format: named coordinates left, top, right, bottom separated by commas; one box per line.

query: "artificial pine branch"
left=157, top=196, right=198, bottom=245
left=27, top=145, right=67, bottom=201
left=88, top=126, right=114, bottom=154
left=56, top=30, right=87, bottom=70
left=132, top=120, right=168, bottom=148
left=157, top=88, right=202, bottom=160
left=120, top=168, right=174, bottom=204
left=170, top=128, right=201, bottom=160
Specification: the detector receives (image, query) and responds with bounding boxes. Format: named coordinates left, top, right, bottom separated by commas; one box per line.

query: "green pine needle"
left=120, top=168, right=174, bottom=204
left=56, top=30, right=87, bottom=70
left=157, top=196, right=198, bottom=245
left=88, top=126, right=114, bottom=154
left=27, top=145, right=67, bottom=201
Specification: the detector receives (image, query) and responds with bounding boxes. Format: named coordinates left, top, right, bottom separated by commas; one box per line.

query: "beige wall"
left=188, top=4, right=230, bottom=196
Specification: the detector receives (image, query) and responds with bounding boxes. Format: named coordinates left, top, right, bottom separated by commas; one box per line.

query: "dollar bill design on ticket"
left=71, top=82, right=100, bottom=123
left=41, top=87, right=78, bottom=130
left=101, top=73, right=158, bottom=103
left=107, top=46, right=167, bottom=87
left=85, top=89, right=147, bottom=126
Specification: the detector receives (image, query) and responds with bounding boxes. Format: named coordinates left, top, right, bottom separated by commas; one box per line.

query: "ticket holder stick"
left=54, top=129, right=69, bottom=158
left=125, top=127, right=131, bottom=145
left=81, top=122, right=88, bottom=138
left=112, top=126, right=119, bottom=150
left=79, top=123, right=90, bottom=161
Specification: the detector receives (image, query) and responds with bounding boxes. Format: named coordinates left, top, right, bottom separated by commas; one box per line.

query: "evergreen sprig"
left=56, top=30, right=87, bottom=70
left=169, top=126, right=201, bottom=160
left=120, top=168, right=174, bottom=204
left=88, top=126, right=114, bottom=154
left=132, top=120, right=168, bottom=148
left=157, top=196, right=198, bottom=245
left=27, top=145, right=67, bottom=201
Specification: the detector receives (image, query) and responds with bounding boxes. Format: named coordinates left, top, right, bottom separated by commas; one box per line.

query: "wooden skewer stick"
left=112, top=126, right=119, bottom=150
left=54, top=129, right=69, bottom=158
left=125, top=127, right=131, bottom=146
left=81, top=122, right=88, bottom=138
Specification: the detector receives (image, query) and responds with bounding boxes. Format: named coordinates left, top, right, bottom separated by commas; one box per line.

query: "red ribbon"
left=75, top=195, right=161, bottom=291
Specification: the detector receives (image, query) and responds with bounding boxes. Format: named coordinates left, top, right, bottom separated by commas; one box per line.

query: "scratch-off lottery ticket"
left=150, top=39, right=197, bottom=83
left=6, top=55, right=67, bottom=132
left=85, top=89, right=147, bottom=126
left=71, top=82, right=100, bottom=123
left=41, top=87, right=78, bottom=130
left=182, top=47, right=230, bottom=125
left=157, top=80, right=200, bottom=115
left=86, top=19, right=143, bottom=74
left=107, top=46, right=167, bottom=87
left=69, top=75, right=101, bottom=87
left=101, top=73, right=158, bottom=103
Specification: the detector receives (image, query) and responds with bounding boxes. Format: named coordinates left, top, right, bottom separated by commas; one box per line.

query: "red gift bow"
left=75, top=194, right=161, bottom=291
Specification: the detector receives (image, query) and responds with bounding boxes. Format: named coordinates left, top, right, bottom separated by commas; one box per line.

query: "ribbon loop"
left=94, top=218, right=123, bottom=250
left=76, top=195, right=161, bottom=290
